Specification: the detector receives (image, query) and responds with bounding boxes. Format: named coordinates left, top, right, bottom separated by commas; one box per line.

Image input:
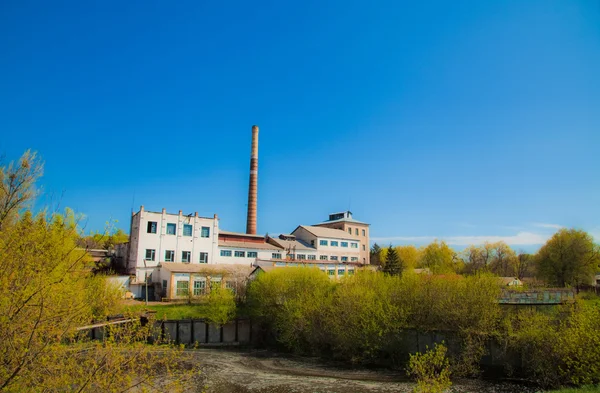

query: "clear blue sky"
left=1, top=1, right=599, bottom=250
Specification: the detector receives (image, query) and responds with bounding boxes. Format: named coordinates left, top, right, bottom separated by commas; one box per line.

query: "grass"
left=121, top=303, right=212, bottom=320
left=547, top=386, right=600, bottom=393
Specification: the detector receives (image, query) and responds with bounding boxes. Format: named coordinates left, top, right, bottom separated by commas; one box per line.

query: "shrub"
left=407, top=343, right=452, bottom=393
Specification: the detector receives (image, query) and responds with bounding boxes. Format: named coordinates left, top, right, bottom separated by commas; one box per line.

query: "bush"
left=407, top=343, right=452, bottom=393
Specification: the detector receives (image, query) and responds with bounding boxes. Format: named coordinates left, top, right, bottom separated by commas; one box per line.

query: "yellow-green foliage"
left=407, top=343, right=452, bottom=393
left=247, top=268, right=502, bottom=369
left=507, top=302, right=600, bottom=388
left=204, top=285, right=237, bottom=325
left=247, top=267, right=334, bottom=353
left=326, top=271, right=402, bottom=361
left=0, top=210, right=198, bottom=392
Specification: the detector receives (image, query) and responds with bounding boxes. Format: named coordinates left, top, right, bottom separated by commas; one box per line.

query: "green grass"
left=121, top=303, right=211, bottom=320
left=547, top=386, right=600, bottom=393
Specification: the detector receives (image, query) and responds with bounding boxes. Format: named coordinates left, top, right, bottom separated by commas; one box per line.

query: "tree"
left=0, top=150, right=43, bottom=230
left=514, top=251, right=535, bottom=280
left=489, top=242, right=517, bottom=277
left=370, top=243, right=382, bottom=266
left=536, top=229, right=600, bottom=288
left=0, top=152, right=196, bottom=392
left=420, top=241, right=460, bottom=274
left=383, top=244, right=403, bottom=276
left=397, top=245, right=421, bottom=270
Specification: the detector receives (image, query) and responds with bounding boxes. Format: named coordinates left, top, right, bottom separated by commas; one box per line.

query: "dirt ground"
left=180, top=349, right=540, bottom=393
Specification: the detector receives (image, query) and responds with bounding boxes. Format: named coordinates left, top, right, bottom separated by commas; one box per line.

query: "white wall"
left=292, top=227, right=361, bottom=262
left=215, top=246, right=281, bottom=265
left=128, top=208, right=219, bottom=282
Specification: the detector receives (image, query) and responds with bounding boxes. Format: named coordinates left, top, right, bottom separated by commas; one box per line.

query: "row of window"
left=271, top=253, right=358, bottom=262
left=170, top=277, right=237, bottom=297
left=147, top=221, right=210, bottom=237
left=318, top=240, right=359, bottom=248
left=145, top=249, right=208, bottom=263
left=347, top=227, right=367, bottom=237
left=220, top=250, right=258, bottom=258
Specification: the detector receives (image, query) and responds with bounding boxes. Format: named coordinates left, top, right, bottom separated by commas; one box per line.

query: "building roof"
left=292, top=225, right=359, bottom=241
left=159, top=263, right=253, bottom=276
left=267, top=236, right=316, bottom=251
left=218, top=240, right=283, bottom=250
left=314, top=217, right=369, bottom=226
left=498, top=277, right=523, bottom=285
left=219, top=230, right=265, bottom=239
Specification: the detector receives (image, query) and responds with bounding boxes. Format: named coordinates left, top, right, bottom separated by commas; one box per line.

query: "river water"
left=181, top=349, right=540, bottom=393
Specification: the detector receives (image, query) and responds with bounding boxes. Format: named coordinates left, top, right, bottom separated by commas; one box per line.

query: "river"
left=180, top=348, right=540, bottom=393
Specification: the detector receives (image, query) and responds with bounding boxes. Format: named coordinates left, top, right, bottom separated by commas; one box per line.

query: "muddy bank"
left=182, top=349, right=540, bottom=393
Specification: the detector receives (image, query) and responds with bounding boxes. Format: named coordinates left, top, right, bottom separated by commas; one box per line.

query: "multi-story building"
left=313, top=211, right=370, bottom=264
left=291, top=225, right=362, bottom=263
left=123, top=207, right=370, bottom=299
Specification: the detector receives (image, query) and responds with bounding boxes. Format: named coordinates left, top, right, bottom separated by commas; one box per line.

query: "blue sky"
left=1, top=1, right=599, bottom=250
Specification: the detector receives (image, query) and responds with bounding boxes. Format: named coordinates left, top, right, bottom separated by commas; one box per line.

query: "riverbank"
left=183, top=348, right=540, bottom=393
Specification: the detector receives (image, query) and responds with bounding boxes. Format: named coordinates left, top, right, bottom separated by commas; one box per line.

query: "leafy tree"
left=489, top=242, right=517, bottom=277
left=204, top=285, right=236, bottom=326
left=383, top=244, right=403, bottom=276
left=0, top=150, right=43, bottom=230
left=397, top=245, right=421, bottom=270
left=536, top=229, right=600, bottom=288
left=407, top=343, right=452, bottom=393
left=370, top=243, right=382, bottom=266
left=514, top=251, right=535, bottom=279
left=420, top=240, right=460, bottom=274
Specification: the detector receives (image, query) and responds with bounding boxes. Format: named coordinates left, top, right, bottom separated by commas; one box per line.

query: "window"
left=351, top=257, right=358, bottom=262
left=362, top=229, right=366, bottom=236
left=331, top=241, right=339, bottom=247
left=183, top=224, right=192, bottom=236
left=225, top=281, right=236, bottom=294
left=348, top=269, right=355, bottom=276
left=176, top=281, right=189, bottom=297
left=164, top=250, right=174, bottom=262
left=210, top=275, right=222, bottom=289
left=320, top=240, right=328, bottom=246
left=220, top=250, right=232, bottom=257
left=307, top=255, right=316, bottom=260
left=272, top=253, right=282, bottom=259
left=311, top=240, right=315, bottom=246
left=348, top=228, right=352, bottom=234
left=166, top=223, right=176, bottom=235
left=275, top=262, right=286, bottom=266
left=287, top=254, right=295, bottom=260
left=341, top=256, right=348, bottom=262
left=145, top=249, right=155, bottom=261
left=330, top=256, right=338, bottom=261
left=297, top=254, right=306, bottom=260
left=248, top=251, right=257, bottom=258
left=341, top=242, right=348, bottom=248
left=193, top=280, right=206, bottom=296
left=199, top=252, right=208, bottom=263
left=162, top=280, right=167, bottom=290
left=182, top=251, right=191, bottom=262
left=327, top=269, right=335, bottom=276
left=147, top=221, right=157, bottom=234
left=355, top=228, right=359, bottom=235
left=351, top=242, right=358, bottom=248
left=319, top=255, right=328, bottom=260
left=363, top=245, right=366, bottom=251
left=234, top=251, right=246, bottom=258
left=201, top=226, right=210, bottom=238
left=338, top=268, right=345, bottom=275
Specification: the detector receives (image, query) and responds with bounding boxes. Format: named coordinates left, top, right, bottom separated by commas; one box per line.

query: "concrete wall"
left=293, top=226, right=361, bottom=262
left=157, top=319, right=253, bottom=345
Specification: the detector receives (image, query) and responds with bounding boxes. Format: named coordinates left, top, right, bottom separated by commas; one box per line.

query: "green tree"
left=397, top=245, right=421, bottom=270
left=383, top=244, right=403, bottom=276
left=370, top=243, right=382, bottom=266
left=536, top=229, right=600, bottom=288
left=420, top=240, right=460, bottom=274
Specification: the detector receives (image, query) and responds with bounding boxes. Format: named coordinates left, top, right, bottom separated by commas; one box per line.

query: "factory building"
left=121, top=125, right=370, bottom=300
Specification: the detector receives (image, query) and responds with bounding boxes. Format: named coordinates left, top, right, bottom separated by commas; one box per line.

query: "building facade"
left=313, top=211, right=370, bottom=264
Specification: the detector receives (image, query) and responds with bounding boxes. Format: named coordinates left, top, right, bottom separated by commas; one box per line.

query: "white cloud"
left=531, top=223, right=563, bottom=230
left=372, top=231, right=551, bottom=246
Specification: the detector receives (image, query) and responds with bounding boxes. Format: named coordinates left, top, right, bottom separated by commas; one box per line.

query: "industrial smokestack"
left=246, top=125, right=259, bottom=234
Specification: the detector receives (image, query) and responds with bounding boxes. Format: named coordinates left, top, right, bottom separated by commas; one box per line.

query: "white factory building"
left=122, top=207, right=369, bottom=300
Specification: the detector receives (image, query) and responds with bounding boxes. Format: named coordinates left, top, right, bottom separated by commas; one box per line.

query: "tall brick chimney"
left=246, top=125, right=259, bottom=234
